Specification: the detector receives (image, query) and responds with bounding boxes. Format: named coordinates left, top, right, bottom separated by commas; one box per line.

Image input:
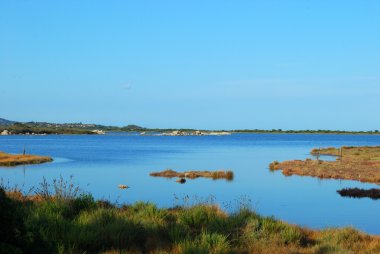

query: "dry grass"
left=150, top=169, right=234, bottom=180
left=0, top=151, right=53, bottom=167
left=269, top=146, right=380, bottom=184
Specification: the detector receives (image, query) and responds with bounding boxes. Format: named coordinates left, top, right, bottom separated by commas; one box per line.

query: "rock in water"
left=175, top=178, right=186, bottom=184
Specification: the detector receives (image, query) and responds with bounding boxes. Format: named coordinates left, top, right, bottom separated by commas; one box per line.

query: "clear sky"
left=1, top=1, right=379, bottom=130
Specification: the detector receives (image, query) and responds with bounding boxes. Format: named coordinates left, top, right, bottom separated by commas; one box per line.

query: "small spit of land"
left=270, top=146, right=380, bottom=184
left=150, top=169, right=234, bottom=181
left=1, top=179, right=380, bottom=254
left=337, top=188, right=380, bottom=200
left=0, top=151, right=53, bottom=167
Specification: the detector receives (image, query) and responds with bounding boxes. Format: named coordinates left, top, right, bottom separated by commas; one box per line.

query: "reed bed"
left=269, top=146, right=380, bottom=184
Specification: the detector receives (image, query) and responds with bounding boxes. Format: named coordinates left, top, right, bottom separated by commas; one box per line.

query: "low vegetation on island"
left=150, top=169, right=234, bottom=181
left=0, top=151, right=53, bottom=167
left=269, top=146, right=380, bottom=184
left=337, top=188, right=380, bottom=200
left=1, top=178, right=380, bottom=254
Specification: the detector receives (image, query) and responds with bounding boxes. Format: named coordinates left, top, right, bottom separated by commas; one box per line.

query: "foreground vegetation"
left=1, top=180, right=380, bottom=254
left=270, top=146, right=380, bottom=184
left=0, top=151, right=52, bottom=167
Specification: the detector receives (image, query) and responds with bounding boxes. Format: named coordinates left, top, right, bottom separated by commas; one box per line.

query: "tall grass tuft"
left=176, top=231, right=230, bottom=254
left=35, top=175, right=81, bottom=200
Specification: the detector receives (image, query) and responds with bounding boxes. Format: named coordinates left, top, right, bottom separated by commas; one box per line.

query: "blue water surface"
left=1, top=133, right=379, bottom=234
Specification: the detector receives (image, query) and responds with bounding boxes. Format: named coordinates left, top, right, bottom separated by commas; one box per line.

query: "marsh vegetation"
left=269, top=146, right=380, bottom=184
left=0, top=151, right=53, bottom=167
left=150, top=169, right=234, bottom=181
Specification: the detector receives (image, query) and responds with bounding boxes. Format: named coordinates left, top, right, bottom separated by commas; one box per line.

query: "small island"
left=0, top=151, right=53, bottom=167
left=337, top=188, right=380, bottom=200
left=269, top=146, right=380, bottom=184
left=150, top=169, right=234, bottom=181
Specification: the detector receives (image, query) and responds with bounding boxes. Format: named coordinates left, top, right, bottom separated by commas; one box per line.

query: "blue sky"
left=1, top=1, right=379, bottom=130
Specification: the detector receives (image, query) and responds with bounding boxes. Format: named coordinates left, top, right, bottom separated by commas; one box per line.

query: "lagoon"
left=1, top=133, right=380, bottom=234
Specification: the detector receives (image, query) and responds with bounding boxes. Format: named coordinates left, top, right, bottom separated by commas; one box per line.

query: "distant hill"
left=120, top=125, right=146, bottom=131
left=0, top=118, right=15, bottom=126
left=0, top=118, right=147, bottom=134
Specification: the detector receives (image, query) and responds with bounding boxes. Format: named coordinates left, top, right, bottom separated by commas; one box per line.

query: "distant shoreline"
left=1, top=118, right=379, bottom=136
left=2, top=129, right=380, bottom=136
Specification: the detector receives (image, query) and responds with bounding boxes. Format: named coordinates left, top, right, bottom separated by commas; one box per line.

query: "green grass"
left=1, top=180, right=380, bottom=254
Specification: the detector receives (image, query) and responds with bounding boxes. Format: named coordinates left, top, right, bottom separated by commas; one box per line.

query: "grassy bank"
left=1, top=182, right=380, bottom=253
left=0, top=151, right=53, bottom=167
left=269, top=146, right=380, bottom=184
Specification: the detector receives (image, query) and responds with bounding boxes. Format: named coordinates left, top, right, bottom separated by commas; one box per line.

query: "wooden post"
left=317, top=147, right=320, bottom=162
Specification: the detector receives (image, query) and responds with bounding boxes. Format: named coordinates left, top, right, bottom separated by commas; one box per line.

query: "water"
left=1, top=133, right=380, bottom=234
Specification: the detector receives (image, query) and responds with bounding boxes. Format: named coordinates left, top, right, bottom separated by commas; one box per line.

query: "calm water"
left=1, top=133, right=380, bottom=234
